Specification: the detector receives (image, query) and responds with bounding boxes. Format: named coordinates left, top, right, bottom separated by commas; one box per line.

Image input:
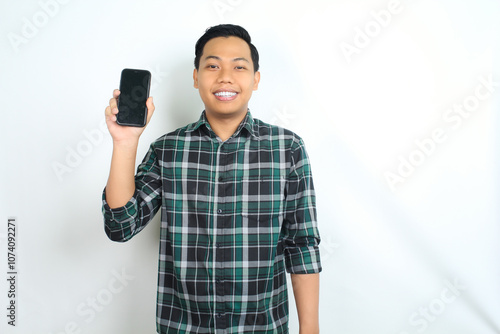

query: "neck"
left=205, top=109, right=247, bottom=142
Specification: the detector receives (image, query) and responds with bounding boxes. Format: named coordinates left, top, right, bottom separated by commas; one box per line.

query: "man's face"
left=193, top=36, right=260, bottom=119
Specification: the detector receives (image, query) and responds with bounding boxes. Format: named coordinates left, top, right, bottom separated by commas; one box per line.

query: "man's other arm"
left=291, top=273, right=320, bottom=334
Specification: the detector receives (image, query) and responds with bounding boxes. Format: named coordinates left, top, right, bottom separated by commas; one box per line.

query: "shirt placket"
left=214, top=140, right=228, bottom=333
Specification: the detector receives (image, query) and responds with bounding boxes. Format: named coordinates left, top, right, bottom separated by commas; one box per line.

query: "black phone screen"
left=117, top=68, right=151, bottom=127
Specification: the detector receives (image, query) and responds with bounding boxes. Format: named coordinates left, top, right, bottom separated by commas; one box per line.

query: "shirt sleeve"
left=282, top=137, right=322, bottom=274
left=102, top=143, right=162, bottom=242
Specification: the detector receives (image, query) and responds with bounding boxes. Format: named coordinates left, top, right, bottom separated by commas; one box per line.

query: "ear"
left=193, top=68, right=199, bottom=89
left=253, top=71, right=260, bottom=91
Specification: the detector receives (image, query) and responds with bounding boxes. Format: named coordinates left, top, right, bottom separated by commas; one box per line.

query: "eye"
left=235, top=66, right=246, bottom=70
left=207, top=64, right=219, bottom=69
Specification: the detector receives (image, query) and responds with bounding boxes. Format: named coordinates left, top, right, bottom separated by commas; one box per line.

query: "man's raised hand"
left=104, top=89, right=155, bottom=145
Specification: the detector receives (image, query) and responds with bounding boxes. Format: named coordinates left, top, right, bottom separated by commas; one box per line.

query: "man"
left=103, top=24, right=321, bottom=334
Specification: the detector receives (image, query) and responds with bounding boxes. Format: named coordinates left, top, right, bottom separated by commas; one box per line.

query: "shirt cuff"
left=285, top=245, right=322, bottom=274
left=101, top=188, right=138, bottom=228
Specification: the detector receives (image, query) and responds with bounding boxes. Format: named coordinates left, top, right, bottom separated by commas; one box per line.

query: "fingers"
left=109, top=89, right=120, bottom=114
left=105, top=90, right=154, bottom=127
left=105, top=106, right=117, bottom=122
left=105, top=89, right=120, bottom=122
left=109, top=98, right=118, bottom=115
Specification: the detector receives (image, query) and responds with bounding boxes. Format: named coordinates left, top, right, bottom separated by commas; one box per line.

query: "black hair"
left=194, top=24, right=259, bottom=72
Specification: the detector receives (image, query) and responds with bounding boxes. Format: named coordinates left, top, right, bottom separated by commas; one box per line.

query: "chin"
left=208, top=106, right=246, bottom=117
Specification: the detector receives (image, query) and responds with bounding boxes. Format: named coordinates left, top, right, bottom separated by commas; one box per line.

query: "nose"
left=218, top=66, right=233, bottom=83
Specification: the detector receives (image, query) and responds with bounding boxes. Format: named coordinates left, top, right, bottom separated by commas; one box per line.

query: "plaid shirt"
left=102, top=111, right=321, bottom=333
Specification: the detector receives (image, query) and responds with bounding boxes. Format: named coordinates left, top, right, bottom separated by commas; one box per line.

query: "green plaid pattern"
left=102, top=111, right=321, bottom=333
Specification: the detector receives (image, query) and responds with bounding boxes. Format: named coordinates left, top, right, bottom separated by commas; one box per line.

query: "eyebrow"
left=204, top=55, right=250, bottom=63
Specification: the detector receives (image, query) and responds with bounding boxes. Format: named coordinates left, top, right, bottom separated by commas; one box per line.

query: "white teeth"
left=215, top=91, right=237, bottom=97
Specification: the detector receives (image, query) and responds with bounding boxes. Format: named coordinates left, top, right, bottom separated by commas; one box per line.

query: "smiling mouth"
left=214, top=91, right=238, bottom=101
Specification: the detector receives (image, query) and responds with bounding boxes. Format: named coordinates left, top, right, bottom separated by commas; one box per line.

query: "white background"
left=1, top=0, right=499, bottom=333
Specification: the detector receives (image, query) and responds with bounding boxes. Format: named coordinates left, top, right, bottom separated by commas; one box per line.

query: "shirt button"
left=216, top=278, right=223, bottom=284
left=217, top=209, right=223, bottom=214
left=218, top=176, right=223, bottom=182
left=217, top=312, right=224, bottom=318
left=216, top=243, right=221, bottom=248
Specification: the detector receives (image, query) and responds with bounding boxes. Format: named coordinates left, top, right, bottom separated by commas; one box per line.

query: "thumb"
left=145, top=96, right=155, bottom=125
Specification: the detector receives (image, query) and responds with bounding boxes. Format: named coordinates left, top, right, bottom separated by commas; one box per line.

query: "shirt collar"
left=186, top=110, right=259, bottom=140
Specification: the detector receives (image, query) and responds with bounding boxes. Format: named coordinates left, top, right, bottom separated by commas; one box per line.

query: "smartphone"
left=117, top=68, right=152, bottom=127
